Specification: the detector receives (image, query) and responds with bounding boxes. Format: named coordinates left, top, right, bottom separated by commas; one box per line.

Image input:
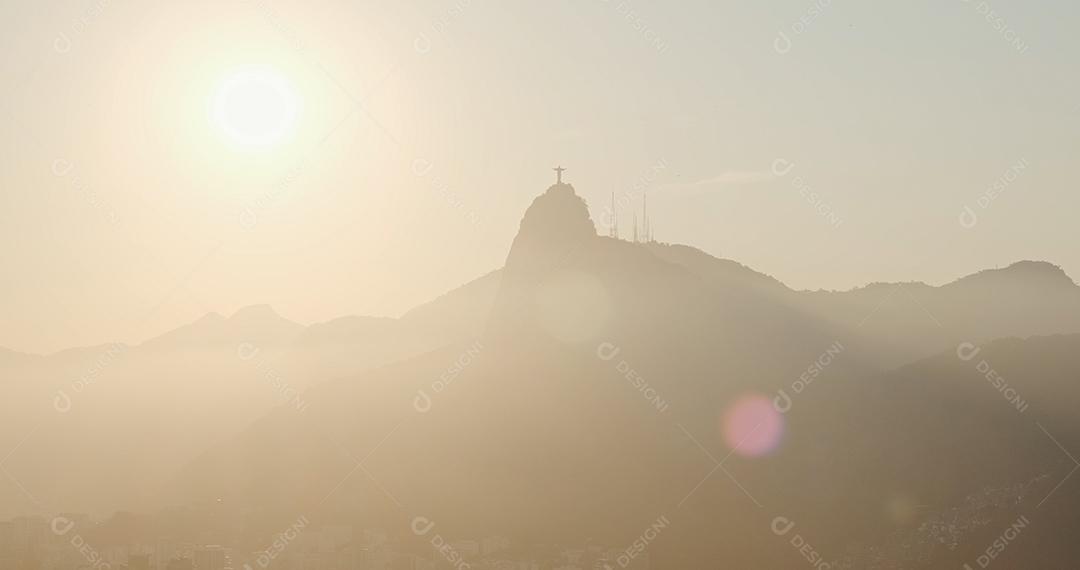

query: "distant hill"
left=163, top=183, right=1080, bottom=567
left=0, top=300, right=487, bottom=518
left=139, top=304, right=305, bottom=350
left=4, top=182, right=1080, bottom=567
left=400, top=269, right=502, bottom=339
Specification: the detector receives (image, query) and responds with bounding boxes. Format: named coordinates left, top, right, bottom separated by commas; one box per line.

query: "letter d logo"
left=959, top=205, right=978, bottom=229
left=596, top=342, right=621, bottom=362
left=237, top=342, right=260, bottom=361
left=771, top=158, right=795, bottom=177
left=413, top=390, right=433, bottom=413
left=411, top=516, right=435, bottom=536
left=956, top=342, right=981, bottom=362
left=411, top=158, right=433, bottom=177
left=771, top=516, right=795, bottom=537
left=51, top=158, right=73, bottom=177
left=53, top=33, right=72, bottom=54
left=773, top=389, right=793, bottom=414
left=51, top=516, right=75, bottom=536
left=773, top=31, right=793, bottom=54
left=413, top=33, right=432, bottom=54
left=53, top=390, right=72, bottom=413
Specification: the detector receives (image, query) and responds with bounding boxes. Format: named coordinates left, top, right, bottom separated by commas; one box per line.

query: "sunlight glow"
left=212, top=65, right=300, bottom=148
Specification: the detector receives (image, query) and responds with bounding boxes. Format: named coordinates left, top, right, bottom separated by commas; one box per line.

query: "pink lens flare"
left=721, top=393, right=785, bottom=457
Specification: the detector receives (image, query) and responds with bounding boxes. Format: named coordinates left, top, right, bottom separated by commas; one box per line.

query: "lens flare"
left=721, top=393, right=785, bottom=457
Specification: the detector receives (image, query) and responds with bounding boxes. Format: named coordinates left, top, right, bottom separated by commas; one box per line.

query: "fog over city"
left=2, top=1, right=1080, bottom=568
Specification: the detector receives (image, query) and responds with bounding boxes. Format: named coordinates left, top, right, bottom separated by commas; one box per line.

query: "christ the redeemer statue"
left=553, top=166, right=566, bottom=184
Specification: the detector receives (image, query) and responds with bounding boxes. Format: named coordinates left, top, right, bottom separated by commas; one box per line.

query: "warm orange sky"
left=2, top=0, right=1079, bottom=353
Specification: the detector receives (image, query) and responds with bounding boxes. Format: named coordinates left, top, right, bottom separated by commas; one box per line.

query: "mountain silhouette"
left=140, top=304, right=305, bottom=350
left=2, top=182, right=1079, bottom=566
left=142, top=182, right=1080, bottom=567
left=504, top=182, right=596, bottom=275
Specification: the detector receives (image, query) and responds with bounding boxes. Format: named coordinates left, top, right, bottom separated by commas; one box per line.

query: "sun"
left=212, top=65, right=300, bottom=148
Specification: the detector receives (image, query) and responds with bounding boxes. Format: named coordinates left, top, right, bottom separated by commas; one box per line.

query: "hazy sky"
left=2, top=0, right=1078, bottom=353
